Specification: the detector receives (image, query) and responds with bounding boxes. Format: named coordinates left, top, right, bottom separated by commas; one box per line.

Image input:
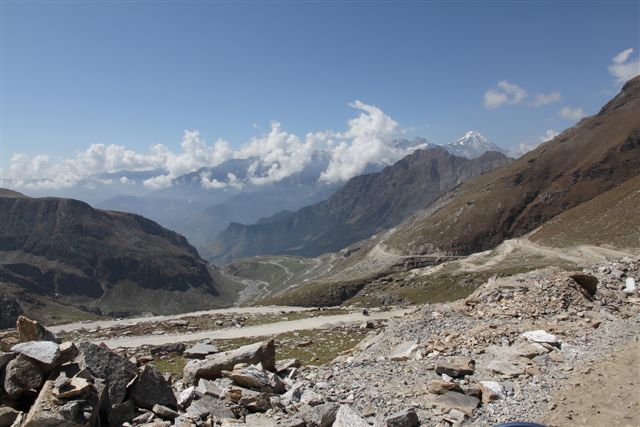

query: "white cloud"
left=539, top=129, right=560, bottom=143
left=608, top=48, right=640, bottom=84
left=5, top=101, right=407, bottom=190
left=558, top=106, right=586, bottom=121
left=484, top=81, right=561, bottom=109
left=531, top=92, right=562, bottom=107
left=120, top=176, right=135, bottom=185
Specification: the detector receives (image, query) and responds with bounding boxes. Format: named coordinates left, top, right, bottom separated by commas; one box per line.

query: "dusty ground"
left=543, top=339, right=640, bottom=427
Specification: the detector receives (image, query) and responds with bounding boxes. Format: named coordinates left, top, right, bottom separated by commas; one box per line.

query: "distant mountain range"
left=0, top=189, right=238, bottom=317
left=209, top=147, right=510, bottom=263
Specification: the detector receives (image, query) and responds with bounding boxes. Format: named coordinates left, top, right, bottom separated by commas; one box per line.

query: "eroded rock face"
left=75, top=342, right=137, bottom=404
left=183, top=340, right=275, bottom=384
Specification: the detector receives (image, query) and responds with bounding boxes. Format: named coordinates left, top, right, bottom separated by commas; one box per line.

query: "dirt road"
left=92, top=308, right=412, bottom=348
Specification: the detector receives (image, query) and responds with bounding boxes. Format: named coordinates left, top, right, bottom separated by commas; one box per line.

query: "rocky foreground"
left=0, top=258, right=638, bottom=427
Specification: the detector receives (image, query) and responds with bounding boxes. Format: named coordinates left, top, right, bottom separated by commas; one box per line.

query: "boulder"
left=384, top=408, right=420, bottom=427
left=0, top=351, right=16, bottom=371
left=224, top=365, right=271, bottom=391
left=299, top=402, right=339, bottom=427
left=275, top=358, right=301, bottom=373
left=11, top=341, right=60, bottom=366
left=153, top=403, right=180, bottom=420
left=434, top=391, right=480, bottom=417
left=52, top=377, right=91, bottom=399
left=16, top=316, right=60, bottom=344
left=129, top=364, right=178, bottom=410
left=183, top=340, right=275, bottom=384
left=177, top=386, right=196, bottom=409
left=150, top=342, right=186, bottom=356
left=435, top=357, right=475, bottom=378
left=22, top=377, right=106, bottom=426
left=197, top=378, right=232, bottom=398
left=522, top=330, right=558, bottom=345
left=109, top=400, right=138, bottom=427
left=0, top=407, right=20, bottom=427
left=75, top=342, right=137, bottom=404
left=3, top=354, right=44, bottom=398
left=227, top=387, right=270, bottom=412
left=333, top=405, right=369, bottom=427
left=389, top=341, right=419, bottom=361
left=479, top=381, right=504, bottom=404
left=184, top=342, right=219, bottom=359
left=186, top=395, right=235, bottom=420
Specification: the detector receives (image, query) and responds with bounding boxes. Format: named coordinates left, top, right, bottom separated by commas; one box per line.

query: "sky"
left=1, top=1, right=639, bottom=191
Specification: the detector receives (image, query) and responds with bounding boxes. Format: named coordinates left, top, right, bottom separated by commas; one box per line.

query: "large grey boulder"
left=11, top=341, right=61, bottom=366
left=299, top=402, right=339, bottom=427
left=129, top=364, right=178, bottom=410
left=75, top=342, right=137, bottom=404
left=183, top=340, right=275, bottom=384
left=333, top=405, right=369, bottom=427
left=3, top=354, right=44, bottom=398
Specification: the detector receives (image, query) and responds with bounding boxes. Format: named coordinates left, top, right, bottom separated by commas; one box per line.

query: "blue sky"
left=1, top=1, right=639, bottom=188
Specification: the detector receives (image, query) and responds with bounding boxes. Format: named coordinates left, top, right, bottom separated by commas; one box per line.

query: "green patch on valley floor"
left=151, top=325, right=371, bottom=377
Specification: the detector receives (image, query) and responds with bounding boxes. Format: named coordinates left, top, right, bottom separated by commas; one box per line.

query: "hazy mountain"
left=0, top=190, right=238, bottom=316
left=209, top=148, right=510, bottom=263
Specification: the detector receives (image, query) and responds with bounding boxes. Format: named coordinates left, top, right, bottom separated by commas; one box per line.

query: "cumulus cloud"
left=539, top=129, right=560, bottom=143
left=484, top=81, right=561, bottom=109
left=4, top=101, right=406, bottom=190
left=608, top=48, right=640, bottom=84
left=558, top=106, right=586, bottom=121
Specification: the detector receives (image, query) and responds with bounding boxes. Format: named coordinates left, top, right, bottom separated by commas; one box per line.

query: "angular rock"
left=3, top=354, right=44, bottom=398
left=522, top=330, right=558, bottom=345
left=435, top=357, right=475, bottom=378
left=385, top=408, right=420, bottom=427
left=389, top=341, right=419, bottom=361
left=299, top=402, right=339, bottom=427
left=224, top=365, right=271, bottom=390
left=183, top=340, right=275, bottom=384
left=510, top=341, right=549, bottom=359
left=434, top=391, right=480, bottom=417
left=197, top=378, right=229, bottom=398
left=11, top=341, right=60, bottom=366
left=0, top=407, right=20, bottom=427
left=487, top=359, right=527, bottom=377
left=177, top=385, right=196, bottom=408
left=428, top=379, right=463, bottom=395
left=108, top=400, right=137, bottom=427
left=186, top=395, right=235, bottom=420
left=58, top=342, right=79, bottom=364
left=275, top=358, right=301, bottom=373
left=624, top=277, right=637, bottom=295
left=75, top=342, right=137, bottom=404
left=153, top=403, right=179, bottom=420
left=151, top=342, right=186, bottom=356
left=0, top=351, right=16, bottom=371
left=22, top=377, right=106, bottom=426
left=227, top=387, right=270, bottom=412
left=129, top=364, right=178, bottom=410
left=16, top=316, right=60, bottom=343
left=184, top=342, right=219, bottom=359
left=569, top=273, right=598, bottom=296
left=479, top=380, right=504, bottom=404
left=300, top=389, right=324, bottom=406
left=52, top=377, right=91, bottom=399
left=333, top=404, right=369, bottom=427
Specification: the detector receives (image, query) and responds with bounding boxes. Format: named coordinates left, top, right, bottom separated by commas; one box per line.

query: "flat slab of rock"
left=389, top=341, right=419, bottom=361
left=129, top=364, right=178, bottom=410
left=385, top=408, right=420, bottom=427
left=435, top=357, right=475, bottom=378
left=183, top=340, right=275, bottom=384
left=184, top=342, right=219, bottom=359
left=434, top=391, right=480, bottom=417
left=487, top=359, right=527, bottom=377
left=224, top=365, right=271, bottom=390
left=11, top=341, right=60, bottom=366
left=150, top=342, right=186, bottom=356
left=186, top=395, right=235, bottom=420
left=428, top=379, right=463, bottom=395
left=333, top=404, right=369, bottom=427
left=522, top=330, right=558, bottom=345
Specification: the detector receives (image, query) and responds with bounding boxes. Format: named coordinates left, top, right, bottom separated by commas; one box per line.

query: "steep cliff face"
left=209, top=148, right=510, bottom=263
left=0, top=192, right=235, bottom=316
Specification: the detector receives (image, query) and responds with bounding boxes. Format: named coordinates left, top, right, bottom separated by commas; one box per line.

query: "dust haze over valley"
left=1, top=2, right=640, bottom=427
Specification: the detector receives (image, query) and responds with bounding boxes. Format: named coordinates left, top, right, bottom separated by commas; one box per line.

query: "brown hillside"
left=385, top=76, right=640, bottom=255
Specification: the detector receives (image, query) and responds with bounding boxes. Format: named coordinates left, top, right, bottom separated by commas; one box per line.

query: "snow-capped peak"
left=445, top=131, right=508, bottom=159
left=451, top=130, right=489, bottom=147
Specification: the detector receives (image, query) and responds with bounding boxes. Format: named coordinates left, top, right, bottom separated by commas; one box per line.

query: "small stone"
left=152, top=404, right=179, bottom=420
left=150, top=342, right=186, bottom=356
left=522, top=330, right=558, bottom=345
left=435, top=357, right=475, bottom=378
left=623, top=277, right=637, bottom=295
left=299, top=402, right=339, bottom=427
left=186, top=395, right=235, bottom=420
left=389, top=341, right=419, bottom=361
left=384, top=408, right=419, bottom=427
left=434, top=391, right=480, bottom=417
left=184, top=342, right=219, bottom=359
left=479, top=381, right=504, bottom=404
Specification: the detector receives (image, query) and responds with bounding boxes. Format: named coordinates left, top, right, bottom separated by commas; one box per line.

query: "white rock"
left=389, top=341, right=419, bottom=361
left=522, top=330, right=558, bottom=345
left=623, top=278, right=637, bottom=295
left=333, top=404, right=369, bottom=427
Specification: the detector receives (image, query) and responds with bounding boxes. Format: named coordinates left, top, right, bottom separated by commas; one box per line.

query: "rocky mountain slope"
left=380, top=75, right=640, bottom=256
left=0, top=191, right=238, bottom=317
left=209, top=149, right=510, bottom=263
